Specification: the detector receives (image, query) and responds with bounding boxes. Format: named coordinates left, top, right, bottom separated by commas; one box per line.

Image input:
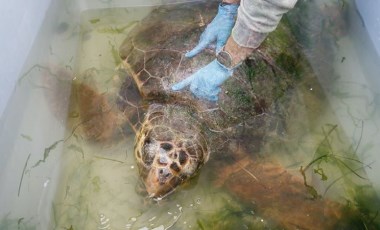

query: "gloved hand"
left=171, top=60, right=233, bottom=101
left=185, top=3, right=238, bottom=58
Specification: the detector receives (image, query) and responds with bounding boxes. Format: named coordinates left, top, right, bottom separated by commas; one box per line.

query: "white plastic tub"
left=1, top=0, right=380, bottom=229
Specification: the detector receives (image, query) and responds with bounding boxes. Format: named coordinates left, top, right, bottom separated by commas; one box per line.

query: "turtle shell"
left=118, top=1, right=306, bottom=198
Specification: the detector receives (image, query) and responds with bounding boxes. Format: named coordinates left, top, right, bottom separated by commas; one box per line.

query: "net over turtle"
left=113, top=1, right=306, bottom=199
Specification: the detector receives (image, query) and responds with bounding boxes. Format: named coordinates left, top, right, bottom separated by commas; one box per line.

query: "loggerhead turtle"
left=114, top=1, right=306, bottom=199
left=70, top=1, right=380, bottom=228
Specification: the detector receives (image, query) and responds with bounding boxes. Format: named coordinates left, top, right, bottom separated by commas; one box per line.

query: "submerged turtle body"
left=117, top=1, right=304, bottom=198
left=69, top=2, right=376, bottom=228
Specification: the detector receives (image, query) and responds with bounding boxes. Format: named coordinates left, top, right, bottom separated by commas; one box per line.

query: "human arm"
left=232, top=0, right=298, bottom=49
left=187, top=0, right=298, bottom=58
left=172, top=0, right=298, bottom=101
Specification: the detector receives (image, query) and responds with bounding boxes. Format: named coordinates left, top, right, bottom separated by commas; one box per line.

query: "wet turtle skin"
left=117, top=1, right=306, bottom=198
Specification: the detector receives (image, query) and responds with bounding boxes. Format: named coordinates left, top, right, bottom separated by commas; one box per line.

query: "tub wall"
left=355, top=0, right=380, bottom=57
left=0, top=0, right=51, bottom=119
left=0, top=0, right=80, bottom=228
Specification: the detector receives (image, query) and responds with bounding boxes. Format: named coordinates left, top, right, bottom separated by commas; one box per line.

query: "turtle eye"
left=144, top=137, right=151, bottom=145
left=178, top=150, right=188, bottom=165
left=142, top=139, right=155, bottom=166
left=142, top=150, right=154, bottom=166
left=160, top=143, right=173, bottom=151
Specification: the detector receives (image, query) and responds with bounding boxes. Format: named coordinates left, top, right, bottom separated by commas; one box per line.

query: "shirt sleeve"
left=232, top=0, right=298, bottom=48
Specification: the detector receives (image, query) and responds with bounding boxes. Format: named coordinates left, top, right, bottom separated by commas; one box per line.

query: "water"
left=51, top=7, right=253, bottom=229
left=1, top=0, right=380, bottom=229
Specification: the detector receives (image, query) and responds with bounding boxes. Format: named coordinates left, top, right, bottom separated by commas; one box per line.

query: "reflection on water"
left=51, top=1, right=380, bottom=229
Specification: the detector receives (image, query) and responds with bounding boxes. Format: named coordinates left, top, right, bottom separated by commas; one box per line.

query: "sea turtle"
left=114, top=0, right=306, bottom=199
left=69, top=1, right=380, bottom=228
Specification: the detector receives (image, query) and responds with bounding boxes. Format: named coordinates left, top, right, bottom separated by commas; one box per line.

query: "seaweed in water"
left=93, top=155, right=125, bottom=164
left=299, top=122, right=380, bottom=228
left=17, top=64, right=73, bottom=86
left=195, top=197, right=275, bottom=229
left=20, top=134, right=33, bottom=141
left=32, top=139, right=64, bottom=168
left=0, top=215, right=36, bottom=230
left=97, top=21, right=138, bottom=34
left=299, top=123, right=371, bottom=198
left=108, top=40, right=123, bottom=67
left=18, top=154, right=31, bottom=197
left=89, top=18, right=100, bottom=24
left=348, top=185, right=380, bottom=228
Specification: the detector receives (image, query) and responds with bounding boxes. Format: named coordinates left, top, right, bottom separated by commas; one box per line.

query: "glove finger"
left=185, top=34, right=216, bottom=58
left=171, top=75, right=196, bottom=91
left=185, top=41, right=210, bottom=58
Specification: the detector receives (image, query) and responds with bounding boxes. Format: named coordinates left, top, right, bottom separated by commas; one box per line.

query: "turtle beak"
left=144, top=167, right=181, bottom=199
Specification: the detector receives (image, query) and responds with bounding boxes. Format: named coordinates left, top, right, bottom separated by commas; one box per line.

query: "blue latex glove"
left=185, top=3, right=238, bottom=58
left=171, top=60, right=233, bottom=101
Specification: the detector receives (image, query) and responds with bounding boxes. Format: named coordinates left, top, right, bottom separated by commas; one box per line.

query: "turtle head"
left=135, top=127, right=208, bottom=199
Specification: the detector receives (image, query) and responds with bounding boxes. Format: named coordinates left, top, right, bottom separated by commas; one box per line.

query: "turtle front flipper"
left=72, top=68, right=143, bottom=143
left=116, top=69, right=146, bottom=135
